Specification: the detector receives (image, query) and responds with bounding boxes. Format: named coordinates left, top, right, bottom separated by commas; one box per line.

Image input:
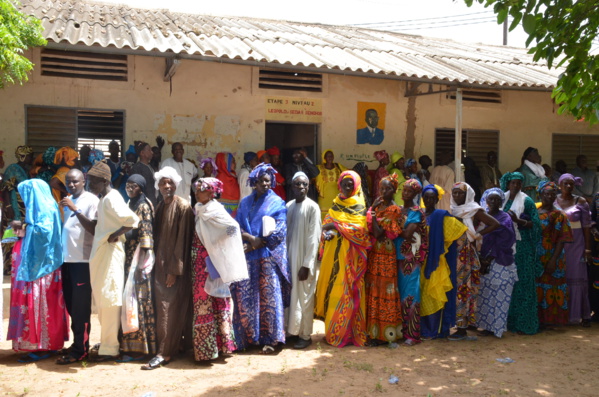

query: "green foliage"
left=0, top=0, right=46, bottom=89
left=465, top=0, right=599, bottom=124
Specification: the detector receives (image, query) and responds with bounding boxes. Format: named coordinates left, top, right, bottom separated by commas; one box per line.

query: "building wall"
left=1, top=48, right=598, bottom=174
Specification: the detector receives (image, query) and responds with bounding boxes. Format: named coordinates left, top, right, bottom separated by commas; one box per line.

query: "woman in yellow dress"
left=315, top=170, right=371, bottom=347
left=316, top=150, right=346, bottom=220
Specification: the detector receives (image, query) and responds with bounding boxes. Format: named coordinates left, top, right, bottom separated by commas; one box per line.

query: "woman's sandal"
left=56, top=355, right=84, bottom=365
left=141, top=356, right=170, bottom=370
left=260, top=345, right=276, bottom=355
left=17, top=352, right=53, bottom=363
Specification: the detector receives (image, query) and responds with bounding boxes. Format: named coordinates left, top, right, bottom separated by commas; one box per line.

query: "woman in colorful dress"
left=232, top=164, right=289, bottom=354
left=215, top=152, right=241, bottom=216
left=315, top=149, right=346, bottom=220
left=7, top=179, right=68, bottom=362
left=388, top=152, right=407, bottom=206
left=501, top=172, right=542, bottom=335
left=449, top=182, right=499, bottom=340
left=120, top=174, right=157, bottom=359
left=365, top=174, right=402, bottom=345
left=420, top=184, right=467, bottom=340
left=476, top=188, right=517, bottom=338
left=556, top=173, right=592, bottom=326
left=192, top=177, right=248, bottom=361
left=315, top=170, right=371, bottom=347
left=34, top=147, right=58, bottom=184
left=589, top=191, right=599, bottom=321
left=537, top=181, right=573, bottom=327
left=372, top=150, right=389, bottom=203
left=518, top=147, right=548, bottom=202
left=395, top=179, right=428, bottom=345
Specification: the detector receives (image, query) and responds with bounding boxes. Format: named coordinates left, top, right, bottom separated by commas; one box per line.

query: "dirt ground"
left=1, top=308, right=599, bottom=397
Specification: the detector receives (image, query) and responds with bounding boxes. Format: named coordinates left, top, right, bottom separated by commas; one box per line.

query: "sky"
left=99, top=0, right=530, bottom=48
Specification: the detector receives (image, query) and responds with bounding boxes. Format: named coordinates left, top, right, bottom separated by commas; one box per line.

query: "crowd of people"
left=1, top=141, right=598, bottom=371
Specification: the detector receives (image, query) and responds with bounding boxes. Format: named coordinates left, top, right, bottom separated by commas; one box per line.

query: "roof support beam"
left=455, top=88, right=463, bottom=183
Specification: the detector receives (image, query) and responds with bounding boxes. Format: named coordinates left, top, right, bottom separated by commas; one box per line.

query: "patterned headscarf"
left=337, top=170, right=362, bottom=198
left=404, top=178, right=423, bottom=194
left=380, top=173, right=399, bottom=191
left=422, top=184, right=445, bottom=201
left=558, top=173, right=583, bottom=186
left=499, top=171, right=524, bottom=191
left=89, top=149, right=105, bottom=165
left=374, top=150, right=388, bottom=162
left=42, top=147, right=57, bottom=166
left=480, top=187, right=506, bottom=211
left=54, top=147, right=79, bottom=167
left=537, top=180, right=558, bottom=193
left=248, top=163, right=277, bottom=188
left=195, top=177, right=224, bottom=195
left=15, top=145, right=33, bottom=162
left=199, top=157, right=218, bottom=176
left=406, top=158, right=417, bottom=168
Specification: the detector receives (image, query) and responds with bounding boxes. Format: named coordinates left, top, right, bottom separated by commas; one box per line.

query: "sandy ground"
left=1, top=275, right=599, bottom=397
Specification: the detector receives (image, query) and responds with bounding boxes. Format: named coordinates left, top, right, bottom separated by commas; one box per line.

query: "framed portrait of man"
left=356, top=102, right=386, bottom=145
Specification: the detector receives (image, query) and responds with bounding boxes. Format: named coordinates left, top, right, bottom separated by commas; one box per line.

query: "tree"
left=465, top=0, right=599, bottom=124
left=0, top=0, right=46, bottom=89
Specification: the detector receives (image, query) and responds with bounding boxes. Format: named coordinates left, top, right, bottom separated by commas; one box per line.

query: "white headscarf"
left=154, top=166, right=182, bottom=190
left=450, top=182, right=482, bottom=242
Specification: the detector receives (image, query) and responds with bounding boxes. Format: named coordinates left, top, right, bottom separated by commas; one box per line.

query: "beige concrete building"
left=2, top=0, right=598, bottom=175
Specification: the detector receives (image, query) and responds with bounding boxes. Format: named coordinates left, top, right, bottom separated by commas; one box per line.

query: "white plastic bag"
left=122, top=247, right=155, bottom=334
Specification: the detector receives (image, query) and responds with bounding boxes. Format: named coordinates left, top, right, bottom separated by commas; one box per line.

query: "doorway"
left=265, top=122, right=319, bottom=165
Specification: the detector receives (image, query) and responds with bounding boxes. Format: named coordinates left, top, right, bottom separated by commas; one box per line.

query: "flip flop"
left=141, top=356, right=169, bottom=370
left=18, top=352, right=52, bottom=363
left=259, top=345, right=276, bottom=355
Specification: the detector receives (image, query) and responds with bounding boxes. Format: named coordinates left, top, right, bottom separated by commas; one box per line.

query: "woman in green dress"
left=501, top=172, right=542, bottom=335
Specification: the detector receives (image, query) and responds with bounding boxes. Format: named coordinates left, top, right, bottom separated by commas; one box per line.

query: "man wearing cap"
left=238, top=151, right=259, bottom=200
left=142, top=166, right=194, bottom=370
left=160, top=142, right=198, bottom=202
left=285, top=172, right=321, bottom=349
left=284, top=148, right=320, bottom=202
left=87, top=161, right=139, bottom=361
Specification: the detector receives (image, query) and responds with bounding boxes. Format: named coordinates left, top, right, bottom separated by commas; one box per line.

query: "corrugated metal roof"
left=20, top=0, right=562, bottom=89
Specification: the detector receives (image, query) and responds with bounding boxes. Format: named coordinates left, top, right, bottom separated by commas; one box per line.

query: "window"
left=259, top=69, right=323, bottom=92
left=26, top=106, right=125, bottom=157
left=445, top=88, right=502, bottom=104
left=40, top=49, right=128, bottom=81
left=435, top=128, right=499, bottom=167
left=551, top=134, right=599, bottom=169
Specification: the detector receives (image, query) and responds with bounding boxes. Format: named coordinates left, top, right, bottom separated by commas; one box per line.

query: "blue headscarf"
left=244, top=151, right=257, bottom=164
left=480, top=187, right=506, bottom=211
left=247, top=163, right=277, bottom=188
left=16, top=179, right=63, bottom=282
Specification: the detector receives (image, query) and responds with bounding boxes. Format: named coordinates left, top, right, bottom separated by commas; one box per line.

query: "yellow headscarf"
left=54, top=147, right=79, bottom=167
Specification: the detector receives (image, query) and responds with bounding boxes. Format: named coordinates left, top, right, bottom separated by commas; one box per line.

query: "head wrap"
left=337, top=170, right=362, bottom=198
left=89, top=149, right=105, bottom=165
left=499, top=171, right=524, bottom=191
left=87, top=160, right=111, bottom=181
left=450, top=182, right=482, bottom=242
left=248, top=162, right=277, bottom=188
left=390, top=151, right=403, bottom=165
left=321, top=149, right=334, bottom=163
left=199, top=157, right=218, bottom=176
left=267, top=146, right=280, bottom=156
left=54, top=147, right=79, bottom=167
left=154, top=166, right=182, bottom=190
left=558, top=173, right=583, bottom=186
left=292, top=171, right=308, bottom=181
left=537, top=180, right=558, bottom=193
left=374, top=150, right=388, bottom=162
left=480, top=187, right=506, bottom=211
left=256, top=150, right=267, bottom=162
left=125, top=144, right=137, bottom=159
left=127, top=173, right=147, bottom=190
left=195, top=177, right=224, bottom=195
left=406, top=158, right=417, bottom=168
left=244, top=151, right=257, bottom=164
left=422, top=184, right=445, bottom=201
left=404, top=178, right=423, bottom=194
left=15, top=145, right=33, bottom=162
left=380, top=173, right=399, bottom=191
left=42, top=147, right=57, bottom=166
